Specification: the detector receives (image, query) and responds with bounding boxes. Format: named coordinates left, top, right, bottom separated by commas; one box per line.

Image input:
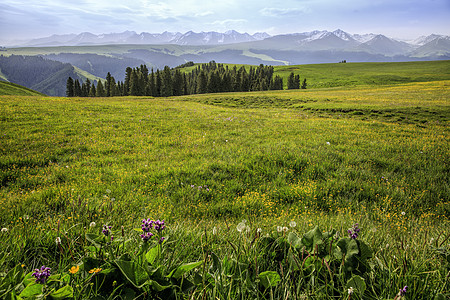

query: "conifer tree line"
left=66, top=61, right=306, bottom=97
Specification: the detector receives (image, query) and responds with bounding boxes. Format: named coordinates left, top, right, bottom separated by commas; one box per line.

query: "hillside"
left=0, top=81, right=45, bottom=96
left=273, top=60, right=450, bottom=88
left=0, top=55, right=99, bottom=96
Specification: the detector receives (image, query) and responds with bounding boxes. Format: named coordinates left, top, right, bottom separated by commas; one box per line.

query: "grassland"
left=0, top=63, right=449, bottom=299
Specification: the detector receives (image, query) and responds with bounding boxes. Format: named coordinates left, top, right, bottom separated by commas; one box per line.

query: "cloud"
left=195, top=11, right=214, bottom=17
left=259, top=7, right=309, bottom=17
left=210, top=19, right=248, bottom=27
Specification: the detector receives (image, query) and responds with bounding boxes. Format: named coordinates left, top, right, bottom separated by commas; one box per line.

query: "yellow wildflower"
left=69, top=265, right=79, bottom=274
left=88, top=268, right=102, bottom=274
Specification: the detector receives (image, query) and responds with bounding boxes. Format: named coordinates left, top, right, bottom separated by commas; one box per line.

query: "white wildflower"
left=212, top=227, right=217, bottom=235
left=55, top=237, right=61, bottom=245
left=283, top=226, right=289, bottom=232
left=90, top=222, right=96, bottom=228
left=326, top=142, right=330, bottom=145
left=257, top=228, right=262, bottom=233
left=237, top=222, right=246, bottom=233
left=348, top=287, right=354, bottom=295
left=401, top=211, right=406, bottom=216
left=277, top=226, right=283, bottom=233
left=1, top=228, right=8, bottom=233
left=289, top=221, right=297, bottom=228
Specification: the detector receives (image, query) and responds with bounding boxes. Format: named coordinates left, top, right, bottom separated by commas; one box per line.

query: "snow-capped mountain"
left=20, top=30, right=270, bottom=47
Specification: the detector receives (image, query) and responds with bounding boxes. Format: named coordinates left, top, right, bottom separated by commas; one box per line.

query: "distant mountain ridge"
left=13, top=29, right=449, bottom=58
left=17, top=30, right=270, bottom=47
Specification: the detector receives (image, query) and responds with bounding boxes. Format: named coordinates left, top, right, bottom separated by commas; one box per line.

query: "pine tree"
left=124, top=67, right=132, bottom=96
left=301, top=78, right=307, bottom=89
left=66, top=77, right=74, bottom=97
left=96, top=80, right=105, bottom=97
left=197, top=70, right=208, bottom=94
left=294, top=75, right=300, bottom=89
left=161, top=66, right=173, bottom=97
left=89, top=84, right=96, bottom=97
left=74, top=79, right=82, bottom=96
left=287, top=72, right=295, bottom=89
left=105, top=72, right=112, bottom=97
left=155, top=71, right=162, bottom=97
left=172, top=70, right=183, bottom=96
left=129, top=70, right=139, bottom=96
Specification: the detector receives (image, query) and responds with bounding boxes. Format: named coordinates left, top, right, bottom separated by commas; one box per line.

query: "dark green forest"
left=66, top=61, right=305, bottom=97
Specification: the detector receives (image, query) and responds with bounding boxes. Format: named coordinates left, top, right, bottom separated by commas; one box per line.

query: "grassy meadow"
left=0, top=62, right=449, bottom=299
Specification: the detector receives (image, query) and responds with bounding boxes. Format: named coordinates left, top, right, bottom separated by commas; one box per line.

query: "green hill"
left=0, top=81, right=45, bottom=96
left=273, top=60, right=450, bottom=88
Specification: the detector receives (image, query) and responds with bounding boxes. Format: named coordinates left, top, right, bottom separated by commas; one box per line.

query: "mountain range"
left=10, top=29, right=449, bottom=57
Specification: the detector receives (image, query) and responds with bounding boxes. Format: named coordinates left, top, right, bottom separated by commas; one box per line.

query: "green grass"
left=274, top=60, right=450, bottom=88
left=0, top=81, right=45, bottom=96
left=0, top=63, right=449, bottom=299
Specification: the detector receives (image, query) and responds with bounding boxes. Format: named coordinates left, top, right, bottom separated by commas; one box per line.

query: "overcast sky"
left=1, top=0, right=450, bottom=44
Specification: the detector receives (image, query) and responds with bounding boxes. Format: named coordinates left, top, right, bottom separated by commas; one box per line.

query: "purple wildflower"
left=140, top=232, right=154, bottom=242
left=32, top=266, right=51, bottom=284
left=141, top=219, right=153, bottom=232
left=348, top=223, right=361, bottom=239
left=102, top=225, right=112, bottom=236
left=400, top=286, right=407, bottom=296
left=159, top=237, right=165, bottom=244
left=154, top=220, right=166, bottom=232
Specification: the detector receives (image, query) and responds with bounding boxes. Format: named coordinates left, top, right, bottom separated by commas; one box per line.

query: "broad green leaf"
left=359, top=241, right=373, bottom=261
left=209, top=252, right=221, bottom=274
left=347, top=239, right=360, bottom=257
left=85, top=233, right=102, bottom=248
left=145, top=246, right=159, bottom=265
left=115, top=260, right=149, bottom=288
left=258, top=271, right=281, bottom=289
left=287, top=232, right=301, bottom=248
left=346, top=275, right=366, bottom=295
left=50, top=285, right=74, bottom=299
left=19, top=282, right=43, bottom=298
left=435, top=294, right=446, bottom=300
left=302, top=226, right=323, bottom=252
left=149, top=279, right=171, bottom=292
left=167, top=261, right=202, bottom=279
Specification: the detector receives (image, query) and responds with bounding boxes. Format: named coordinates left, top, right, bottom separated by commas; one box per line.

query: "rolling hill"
left=0, top=81, right=45, bottom=96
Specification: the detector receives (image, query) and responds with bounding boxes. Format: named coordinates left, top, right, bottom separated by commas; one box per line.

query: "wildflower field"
left=0, top=68, right=449, bottom=298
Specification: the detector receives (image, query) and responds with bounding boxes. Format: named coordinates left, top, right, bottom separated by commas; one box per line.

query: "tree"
left=197, top=70, right=208, bottom=94
left=66, top=77, right=74, bottom=97
left=74, top=79, right=82, bottom=96
left=105, top=72, right=112, bottom=97
left=161, top=66, right=173, bottom=97
left=96, top=80, right=105, bottom=97
left=129, top=70, right=141, bottom=96
left=287, top=72, right=295, bottom=89
left=301, top=78, right=307, bottom=89
left=270, top=75, right=283, bottom=90
left=89, top=83, right=96, bottom=97
left=294, top=74, right=300, bottom=89
left=172, top=69, right=183, bottom=96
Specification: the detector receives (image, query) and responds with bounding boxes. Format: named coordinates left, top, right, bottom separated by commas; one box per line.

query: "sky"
left=1, top=0, right=450, bottom=44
